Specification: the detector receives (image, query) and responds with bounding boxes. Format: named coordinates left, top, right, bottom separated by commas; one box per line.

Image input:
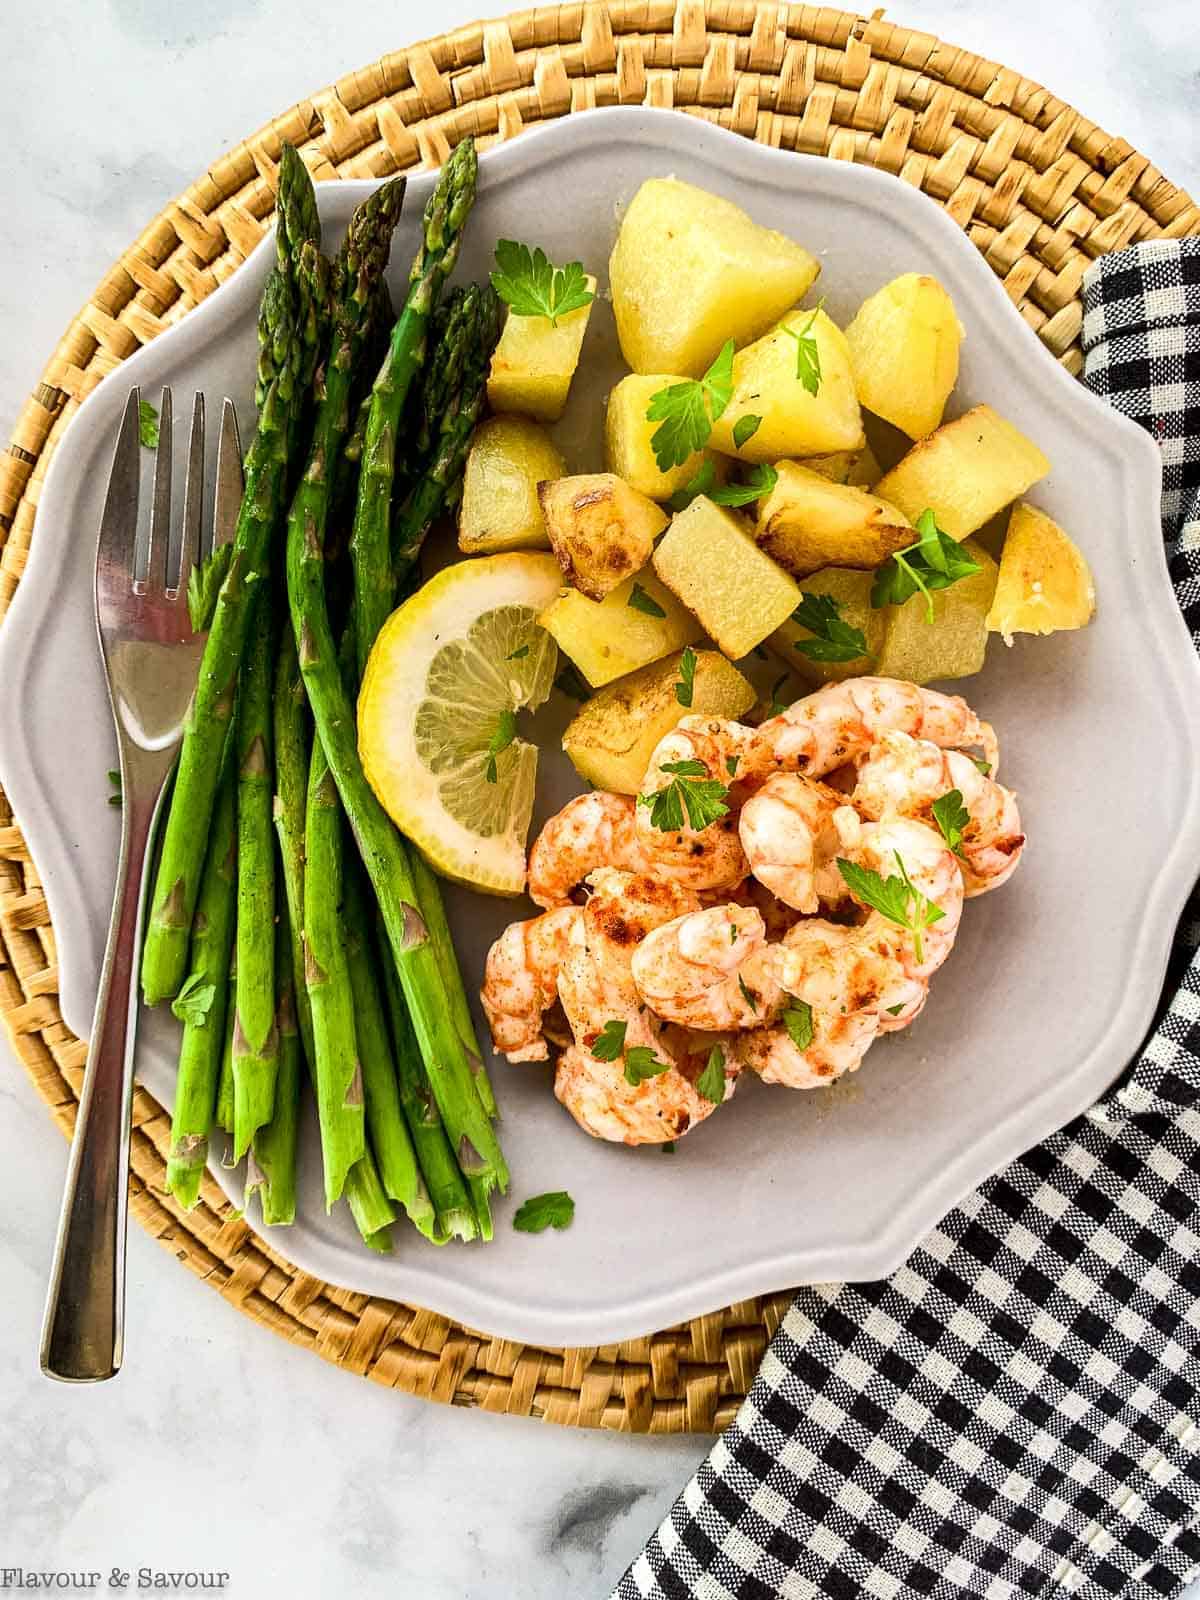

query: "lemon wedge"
left=358, top=553, right=562, bottom=895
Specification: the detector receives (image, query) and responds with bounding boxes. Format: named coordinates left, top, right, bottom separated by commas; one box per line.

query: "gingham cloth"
left=613, top=237, right=1200, bottom=1600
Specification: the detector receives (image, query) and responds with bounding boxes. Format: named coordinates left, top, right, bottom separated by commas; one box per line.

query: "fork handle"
left=40, top=775, right=164, bottom=1382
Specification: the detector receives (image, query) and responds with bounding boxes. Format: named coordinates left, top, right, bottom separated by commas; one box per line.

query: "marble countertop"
left=1, top=4, right=1197, bottom=1596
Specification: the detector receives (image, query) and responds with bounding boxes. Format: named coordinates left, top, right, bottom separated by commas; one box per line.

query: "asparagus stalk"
left=232, top=595, right=278, bottom=1159
left=165, top=739, right=238, bottom=1209
left=344, top=1151, right=396, bottom=1252
left=216, top=950, right=236, bottom=1138
left=141, top=147, right=326, bottom=1005
left=245, top=894, right=301, bottom=1225
left=272, top=625, right=315, bottom=1068
left=409, top=849, right=496, bottom=1120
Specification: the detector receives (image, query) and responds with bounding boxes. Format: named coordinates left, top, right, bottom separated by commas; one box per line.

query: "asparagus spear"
left=245, top=893, right=301, bottom=1225
left=232, top=595, right=278, bottom=1159
left=409, top=849, right=496, bottom=1120
left=344, top=1150, right=396, bottom=1252
left=272, top=625, right=315, bottom=1068
left=141, top=147, right=326, bottom=1005
left=165, top=739, right=238, bottom=1209
left=216, top=950, right=236, bottom=1138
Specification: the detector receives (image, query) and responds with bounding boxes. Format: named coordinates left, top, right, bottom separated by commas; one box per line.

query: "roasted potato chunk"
left=652, top=496, right=800, bottom=659
left=874, top=405, right=1050, bottom=539
left=538, top=568, right=702, bottom=688
left=538, top=473, right=668, bottom=600
left=770, top=567, right=886, bottom=686
left=875, top=538, right=999, bottom=684
left=755, top=462, right=912, bottom=576
left=609, top=178, right=820, bottom=377
left=844, top=274, right=964, bottom=438
left=707, top=310, right=864, bottom=462
left=794, top=451, right=858, bottom=484
left=986, top=502, right=1095, bottom=643
left=563, top=650, right=756, bottom=794
left=486, top=277, right=597, bottom=421
left=458, top=417, right=565, bottom=554
left=605, top=373, right=725, bottom=500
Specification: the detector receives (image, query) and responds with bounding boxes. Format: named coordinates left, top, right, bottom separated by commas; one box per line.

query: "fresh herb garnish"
left=172, top=970, right=216, bottom=1029
left=186, top=541, right=232, bottom=632
left=675, top=645, right=697, bottom=708
left=490, top=240, right=594, bottom=325
left=792, top=591, right=869, bottom=663
left=738, top=975, right=758, bottom=1015
left=627, top=582, right=667, bottom=618
left=870, top=508, right=981, bottom=623
left=624, top=1046, right=669, bottom=1086
left=107, top=769, right=122, bottom=808
left=837, top=852, right=945, bottom=966
left=638, top=759, right=729, bottom=833
left=667, top=459, right=716, bottom=512
left=646, top=340, right=734, bottom=471
left=782, top=302, right=824, bottom=395
left=931, top=788, right=970, bottom=859
left=696, top=1045, right=727, bottom=1105
left=730, top=922, right=738, bottom=945
left=554, top=662, right=590, bottom=702
left=732, top=413, right=762, bottom=449
left=970, top=756, right=992, bottom=777
left=667, top=458, right=778, bottom=512
left=484, top=709, right=517, bottom=783
left=781, top=998, right=814, bottom=1051
left=885, top=1002, right=906, bottom=1016
left=138, top=399, right=160, bottom=449
left=725, top=754, right=739, bottom=778
left=766, top=673, right=791, bottom=718
left=592, top=1019, right=627, bottom=1061
left=513, top=1191, right=575, bottom=1232
left=506, top=644, right=530, bottom=661
left=661, top=1141, right=676, bottom=1154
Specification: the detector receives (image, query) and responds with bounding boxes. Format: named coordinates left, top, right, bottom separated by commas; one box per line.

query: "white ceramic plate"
left=3, top=108, right=1199, bottom=1346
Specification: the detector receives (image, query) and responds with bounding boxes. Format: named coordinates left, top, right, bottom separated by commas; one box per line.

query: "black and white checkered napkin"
left=613, top=237, right=1200, bottom=1600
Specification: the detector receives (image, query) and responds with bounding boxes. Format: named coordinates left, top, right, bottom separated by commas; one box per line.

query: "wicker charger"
left=2, top=3, right=1197, bottom=1434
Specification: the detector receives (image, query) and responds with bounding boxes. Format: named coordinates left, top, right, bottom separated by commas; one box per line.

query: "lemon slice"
left=358, top=553, right=563, bottom=894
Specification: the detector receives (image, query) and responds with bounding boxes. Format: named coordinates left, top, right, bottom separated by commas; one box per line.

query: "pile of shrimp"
left=481, top=677, right=1025, bottom=1147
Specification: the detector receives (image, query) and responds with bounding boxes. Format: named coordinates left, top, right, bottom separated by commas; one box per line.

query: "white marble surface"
left=1, top=5, right=1197, bottom=1597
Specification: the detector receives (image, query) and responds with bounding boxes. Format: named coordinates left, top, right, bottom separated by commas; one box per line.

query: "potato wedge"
left=874, top=405, right=1050, bottom=539
left=844, top=274, right=964, bottom=438
left=605, top=373, right=726, bottom=500
left=707, top=311, right=864, bottom=463
left=875, top=537, right=999, bottom=684
left=563, top=650, right=756, bottom=794
left=609, top=178, right=820, bottom=376
left=652, top=495, right=800, bottom=659
left=770, top=567, right=886, bottom=686
left=486, top=277, right=597, bottom=421
left=539, top=568, right=702, bottom=688
left=458, top=417, right=565, bottom=554
left=755, top=462, right=912, bottom=577
left=795, top=451, right=858, bottom=484
left=538, top=473, right=668, bottom=601
left=986, top=502, right=1095, bottom=643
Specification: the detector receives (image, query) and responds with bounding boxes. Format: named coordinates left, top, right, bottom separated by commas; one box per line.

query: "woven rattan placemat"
left=2, top=2, right=1197, bottom=1433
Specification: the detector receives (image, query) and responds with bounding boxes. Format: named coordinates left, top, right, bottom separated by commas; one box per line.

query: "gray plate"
left=3, top=108, right=1199, bottom=1346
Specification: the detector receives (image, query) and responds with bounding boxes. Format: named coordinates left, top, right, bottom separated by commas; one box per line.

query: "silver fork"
left=40, top=386, right=243, bottom=1383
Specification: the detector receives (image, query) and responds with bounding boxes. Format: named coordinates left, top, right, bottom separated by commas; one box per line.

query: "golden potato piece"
left=986, top=502, right=1096, bottom=643
left=874, top=405, right=1050, bottom=540
left=563, top=650, right=756, bottom=794
left=539, top=568, right=702, bottom=688
left=770, top=567, right=886, bottom=687
left=794, top=451, right=858, bottom=484
left=605, top=373, right=727, bottom=501
left=458, top=417, right=565, bottom=554
left=652, top=496, right=801, bottom=659
left=844, top=274, right=964, bottom=438
left=486, top=277, right=596, bottom=422
left=538, top=473, right=668, bottom=601
left=609, top=177, right=820, bottom=377
left=875, top=538, right=999, bottom=684
left=707, top=311, right=864, bottom=463
left=755, top=462, right=912, bottom=577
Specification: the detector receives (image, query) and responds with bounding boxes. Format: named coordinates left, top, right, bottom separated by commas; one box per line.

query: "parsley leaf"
left=661, top=1141, right=676, bottom=1154
left=624, top=1046, right=669, bottom=1086
left=725, top=754, right=739, bottom=777
left=506, top=644, right=530, bottom=661
left=732, top=413, right=762, bottom=449
left=638, top=761, right=730, bottom=832
left=931, top=788, right=970, bottom=859
left=172, top=970, right=217, bottom=1029
left=627, top=582, right=666, bottom=618
left=591, top=1019, right=627, bottom=1061
left=138, top=398, right=160, bottom=449
left=791, top=591, right=869, bottom=663
left=667, top=459, right=717, bottom=512
left=970, top=756, right=992, bottom=777
left=186, top=541, right=232, bottom=632
left=782, top=998, right=814, bottom=1051
left=711, top=463, right=779, bottom=508
left=696, top=1045, right=727, bottom=1105
left=837, top=852, right=945, bottom=966
left=870, top=508, right=981, bottom=623
left=554, top=662, right=590, bottom=702
left=738, top=975, right=758, bottom=1015
left=646, top=341, right=735, bottom=471
left=885, top=1002, right=906, bottom=1016
left=484, top=709, right=517, bottom=784
left=675, top=645, right=697, bottom=708
left=513, top=1191, right=575, bottom=1233
left=107, top=769, right=122, bottom=808
left=766, top=673, right=791, bottom=718
left=781, top=302, right=824, bottom=396
left=490, top=240, right=594, bottom=325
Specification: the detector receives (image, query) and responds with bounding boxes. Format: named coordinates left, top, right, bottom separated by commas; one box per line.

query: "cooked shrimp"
left=527, top=791, right=646, bottom=909
left=631, top=904, right=784, bottom=1031
left=738, top=773, right=850, bottom=913
left=633, top=718, right=764, bottom=894
left=833, top=808, right=964, bottom=979
left=853, top=729, right=1025, bottom=895
left=554, top=1027, right=730, bottom=1146
left=481, top=905, right=584, bottom=1062
left=758, top=677, right=1000, bottom=778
